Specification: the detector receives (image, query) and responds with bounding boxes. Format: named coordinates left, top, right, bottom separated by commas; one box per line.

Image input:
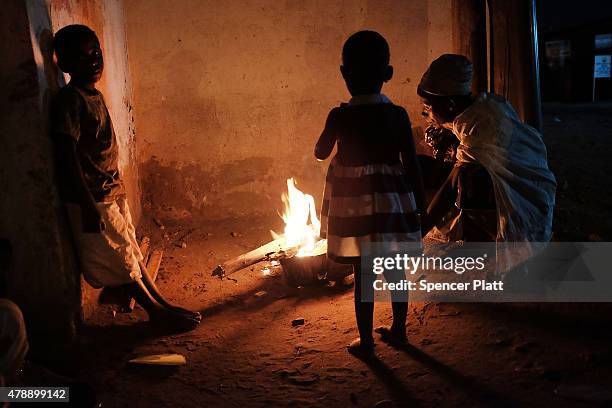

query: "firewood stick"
left=122, top=236, right=150, bottom=311
left=211, top=236, right=297, bottom=279
left=124, top=236, right=158, bottom=312
left=140, top=236, right=151, bottom=263
left=127, top=249, right=163, bottom=311
left=147, top=250, right=163, bottom=282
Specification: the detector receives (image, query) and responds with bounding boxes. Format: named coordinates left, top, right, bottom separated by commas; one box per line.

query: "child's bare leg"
left=375, top=268, right=408, bottom=344
left=353, top=300, right=374, bottom=347
left=138, top=260, right=201, bottom=319
left=390, top=301, right=408, bottom=335
left=348, top=260, right=375, bottom=357
left=128, top=278, right=162, bottom=314
left=375, top=300, right=408, bottom=344
left=389, top=265, right=408, bottom=338
left=127, top=278, right=200, bottom=330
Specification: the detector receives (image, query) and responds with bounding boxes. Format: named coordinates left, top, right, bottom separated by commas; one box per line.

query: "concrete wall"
left=1, top=0, right=76, bottom=351
left=0, top=0, right=136, bottom=352
left=125, top=0, right=453, bottom=222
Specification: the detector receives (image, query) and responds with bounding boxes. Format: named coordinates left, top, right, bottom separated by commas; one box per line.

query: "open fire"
left=211, top=178, right=328, bottom=280
left=272, top=178, right=326, bottom=257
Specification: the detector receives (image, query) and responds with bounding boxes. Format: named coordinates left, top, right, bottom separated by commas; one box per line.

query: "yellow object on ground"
left=128, top=354, right=187, bottom=366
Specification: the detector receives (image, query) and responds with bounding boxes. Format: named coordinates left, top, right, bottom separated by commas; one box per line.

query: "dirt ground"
left=69, top=105, right=612, bottom=408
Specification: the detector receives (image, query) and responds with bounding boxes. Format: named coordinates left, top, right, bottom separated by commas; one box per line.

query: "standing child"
left=315, top=31, right=425, bottom=357
left=51, top=25, right=201, bottom=331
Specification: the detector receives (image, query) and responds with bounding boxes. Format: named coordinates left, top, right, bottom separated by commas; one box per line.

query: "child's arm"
left=314, top=108, right=340, bottom=161
left=398, top=111, right=425, bottom=214
left=51, top=90, right=104, bottom=233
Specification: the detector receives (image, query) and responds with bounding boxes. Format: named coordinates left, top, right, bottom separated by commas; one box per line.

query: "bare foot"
left=347, top=338, right=375, bottom=359
left=168, top=305, right=202, bottom=320
left=149, top=309, right=201, bottom=332
left=374, top=326, right=407, bottom=345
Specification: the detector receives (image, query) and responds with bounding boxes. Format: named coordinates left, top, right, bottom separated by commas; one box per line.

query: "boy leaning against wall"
left=51, top=25, right=201, bottom=331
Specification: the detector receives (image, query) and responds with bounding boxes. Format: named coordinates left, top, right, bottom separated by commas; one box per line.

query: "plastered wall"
left=1, top=0, right=78, bottom=349
left=125, top=0, right=453, bottom=222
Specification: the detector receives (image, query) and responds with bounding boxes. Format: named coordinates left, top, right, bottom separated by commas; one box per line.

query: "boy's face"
left=63, top=36, right=104, bottom=84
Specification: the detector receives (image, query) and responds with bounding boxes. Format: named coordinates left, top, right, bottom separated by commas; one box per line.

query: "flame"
left=272, top=178, right=322, bottom=257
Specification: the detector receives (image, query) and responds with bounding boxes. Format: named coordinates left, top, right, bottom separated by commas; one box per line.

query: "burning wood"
left=211, top=237, right=299, bottom=279
left=212, top=178, right=327, bottom=280
left=273, top=178, right=321, bottom=257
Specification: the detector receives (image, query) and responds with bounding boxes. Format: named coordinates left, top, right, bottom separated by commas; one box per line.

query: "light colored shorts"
left=66, top=197, right=143, bottom=288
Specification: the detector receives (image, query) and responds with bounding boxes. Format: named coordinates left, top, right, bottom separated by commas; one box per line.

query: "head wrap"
left=418, top=54, right=473, bottom=96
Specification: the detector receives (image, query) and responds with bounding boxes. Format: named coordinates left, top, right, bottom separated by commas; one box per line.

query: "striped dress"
left=316, top=94, right=422, bottom=264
